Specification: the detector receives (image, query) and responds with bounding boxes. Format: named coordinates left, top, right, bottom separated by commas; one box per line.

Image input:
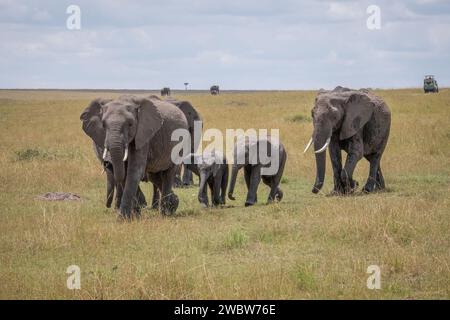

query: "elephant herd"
left=80, top=86, right=391, bottom=220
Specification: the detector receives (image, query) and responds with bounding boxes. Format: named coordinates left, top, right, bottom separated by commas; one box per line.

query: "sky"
left=0, top=0, right=449, bottom=90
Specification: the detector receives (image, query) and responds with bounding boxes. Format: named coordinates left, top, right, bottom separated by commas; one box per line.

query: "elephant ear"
left=176, top=101, right=201, bottom=126
left=340, top=93, right=374, bottom=140
left=80, top=98, right=110, bottom=147
left=134, top=98, right=163, bottom=150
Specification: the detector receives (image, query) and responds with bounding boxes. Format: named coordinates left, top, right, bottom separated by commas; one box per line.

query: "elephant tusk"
left=101, top=167, right=105, bottom=174
left=314, top=137, right=331, bottom=154
left=123, top=148, right=128, bottom=162
left=102, top=148, right=108, bottom=160
left=303, top=137, right=313, bottom=153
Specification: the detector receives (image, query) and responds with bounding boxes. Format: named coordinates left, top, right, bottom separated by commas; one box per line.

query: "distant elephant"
left=164, top=97, right=203, bottom=187
left=161, top=87, right=171, bottom=96
left=92, top=142, right=147, bottom=210
left=81, top=95, right=188, bottom=218
left=183, top=151, right=228, bottom=208
left=304, top=86, right=391, bottom=194
left=228, top=137, right=287, bottom=207
left=210, top=85, right=220, bottom=95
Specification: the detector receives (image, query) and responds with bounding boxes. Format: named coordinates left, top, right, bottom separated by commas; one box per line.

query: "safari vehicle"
left=423, top=75, right=439, bottom=93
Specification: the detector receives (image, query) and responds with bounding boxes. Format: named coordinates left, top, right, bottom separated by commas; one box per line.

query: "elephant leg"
left=363, top=153, right=381, bottom=193
left=160, top=166, right=179, bottom=215
left=341, top=135, right=363, bottom=194
left=151, top=182, right=161, bottom=210
left=267, top=151, right=286, bottom=203
left=245, top=166, right=261, bottom=207
left=244, top=165, right=256, bottom=204
left=262, top=176, right=275, bottom=203
left=115, top=182, right=124, bottom=210
left=329, top=135, right=345, bottom=194
left=135, top=185, right=147, bottom=209
left=182, top=165, right=194, bottom=186
left=220, top=165, right=228, bottom=205
left=198, top=172, right=209, bottom=207
left=173, top=165, right=182, bottom=188
left=120, top=152, right=147, bottom=219
left=266, top=178, right=281, bottom=203
left=244, top=165, right=251, bottom=190
left=106, top=170, right=115, bottom=208
left=377, top=166, right=386, bottom=190
left=212, top=175, right=222, bottom=206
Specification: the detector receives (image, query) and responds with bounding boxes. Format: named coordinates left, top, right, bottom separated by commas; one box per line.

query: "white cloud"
left=0, top=0, right=449, bottom=89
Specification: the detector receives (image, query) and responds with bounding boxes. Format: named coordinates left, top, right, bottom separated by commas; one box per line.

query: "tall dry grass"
left=0, top=89, right=449, bottom=299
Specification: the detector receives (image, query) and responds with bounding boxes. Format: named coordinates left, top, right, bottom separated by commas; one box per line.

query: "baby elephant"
left=183, top=151, right=228, bottom=208
left=228, top=137, right=287, bottom=206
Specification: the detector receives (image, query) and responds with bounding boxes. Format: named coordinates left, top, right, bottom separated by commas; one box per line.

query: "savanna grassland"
left=0, top=89, right=449, bottom=299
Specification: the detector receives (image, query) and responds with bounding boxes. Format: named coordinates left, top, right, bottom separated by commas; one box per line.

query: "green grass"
left=0, top=89, right=449, bottom=299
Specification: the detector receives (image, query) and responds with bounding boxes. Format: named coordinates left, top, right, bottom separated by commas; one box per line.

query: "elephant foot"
left=268, top=188, right=283, bottom=204
left=151, top=201, right=160, bottom=210
left=363, top=178, right=383, bottom=193
left=173, top=177, right=183, bottom=188
left=211, top=197, right=222, bottom=207
left=137, top=197, right=147, bottom=209
left=200, top=202, right=208, bottom=208
left=331, top=179, right=346, bottom=195
left=342, top=179, right=358, bottom=195
left=161, top=193, right=179, bottom=215
left=275, top=189, right=283, bottom=202
left=312, top=182, right=323, bottom=194
left=245, top=202, right=255, bottom=207
left=182, top=180, right=194, bottom=188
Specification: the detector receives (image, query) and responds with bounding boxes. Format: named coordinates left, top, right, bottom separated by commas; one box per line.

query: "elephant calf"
left=228, top=137, right=287, bottom=207
left=183, top=151, right=228, bottom=208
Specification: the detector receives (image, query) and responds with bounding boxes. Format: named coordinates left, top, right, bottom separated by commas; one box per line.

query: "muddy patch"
left=37, top=192, right=81, bottom=201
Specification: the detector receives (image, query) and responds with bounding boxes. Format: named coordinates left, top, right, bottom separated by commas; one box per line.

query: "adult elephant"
left=210, top=85, right=220, bottom=95
left=164, top=97, right=203, bottom=187
left=304, top=86, right=391, bottom=194
left=81, top=95, right=188, bottom=218
left=161, top=87, right=171, bottom=96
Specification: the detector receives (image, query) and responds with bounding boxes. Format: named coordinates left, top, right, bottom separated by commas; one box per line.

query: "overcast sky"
left=1, top=0, right=449, bottom=90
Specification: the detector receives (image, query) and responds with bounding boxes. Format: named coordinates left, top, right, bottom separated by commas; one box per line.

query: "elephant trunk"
left=312, top=126, right=330, bottom=194
left=228, top=165, right=239, bottom=200
left=313, top=149, right=326, bottom=193
left=110, top=145, right=126, bottom=186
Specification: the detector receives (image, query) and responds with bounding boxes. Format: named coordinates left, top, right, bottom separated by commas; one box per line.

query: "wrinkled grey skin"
left=228, top=137, right=287, bottom=207
left=92, top=142, right=147, bottom=210
left=81, top=95, right=188, bottom=218
left=309, top=86, right=391, bottom=194
left=164, top=97, right=203, bottom=187
left=183, top=151, right=228, bottom=208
